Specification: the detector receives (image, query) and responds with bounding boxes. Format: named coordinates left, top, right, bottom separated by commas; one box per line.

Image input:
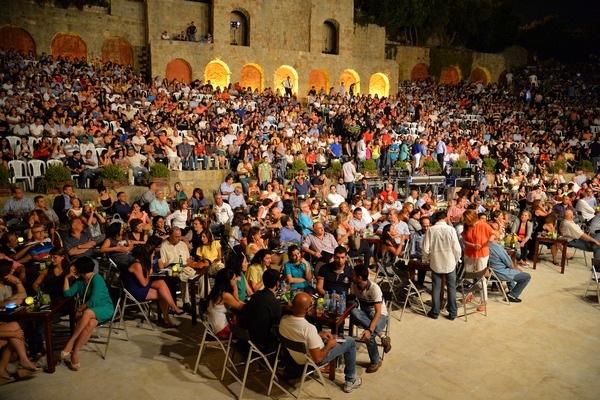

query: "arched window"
left=166, top=59, right=192, bottom=84
left=0, top=26, right=36, bottom=57
left=230, top=9, right=250, bottom=46
left=322, top=20, right=339, bottom=55
left=51, top=33, right=87, bottom=61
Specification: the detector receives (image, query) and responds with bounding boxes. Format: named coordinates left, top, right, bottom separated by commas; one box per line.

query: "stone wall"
left=0, top=0, right=146, bottom=68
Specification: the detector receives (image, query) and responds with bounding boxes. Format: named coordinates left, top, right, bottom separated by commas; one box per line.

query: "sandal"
left=60, top=350, right=71, bottom=361
left=552, top=260, right=560, bottom=266
left=0, top=375, right=15, bottom=385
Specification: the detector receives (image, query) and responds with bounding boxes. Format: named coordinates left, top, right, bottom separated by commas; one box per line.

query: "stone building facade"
left=1, top=0, right=527, bottom=97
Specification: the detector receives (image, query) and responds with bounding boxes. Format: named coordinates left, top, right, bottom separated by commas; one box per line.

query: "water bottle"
left=178, top=255, right=184, bottom=269
left=339, top=292, right=346, bottom=314
left=331, top=290, right=337, bottom=313
left=324, top=291, right=330, bottom=312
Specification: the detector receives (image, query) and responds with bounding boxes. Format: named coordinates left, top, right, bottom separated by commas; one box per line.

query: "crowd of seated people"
left=1, top=48, right=600, bottom=389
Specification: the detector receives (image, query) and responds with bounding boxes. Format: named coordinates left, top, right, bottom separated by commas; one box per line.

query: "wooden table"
left=0, top=297, right=75, bottom=373
left=532, top=235, right=568, bottom=274
left=282, top=302, right=355, bottom=380
left=152, top=272, right=204, bottom=326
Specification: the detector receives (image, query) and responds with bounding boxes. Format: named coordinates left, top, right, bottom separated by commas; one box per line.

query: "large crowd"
left=1, top=47, right=600, bottom=391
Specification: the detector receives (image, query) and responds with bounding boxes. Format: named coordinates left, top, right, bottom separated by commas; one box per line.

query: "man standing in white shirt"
left=342, top=159, right=357, bottom=200
left=422, top=210, right=462, bottom=320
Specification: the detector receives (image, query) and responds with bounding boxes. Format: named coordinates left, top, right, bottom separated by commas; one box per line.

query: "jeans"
left=318, top=336, right=357, bottom=382
left=131, top=166, right=148, bottom=185
left=198, top=155, right=208, bottom=170
left=350, top=308, right=387, bottom=364
left=345, top=182, right=354, bottom=200
left=183, top=156, right=198, bottom=170
left=493, top=268, right=531, bottom=298
left=239, top=177, right=251, bottom=194
left=568, top=236, right=600, bottom=259
left=430, top=269, right=457, bottom=317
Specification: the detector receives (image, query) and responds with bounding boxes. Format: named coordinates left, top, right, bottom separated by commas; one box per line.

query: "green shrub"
left=324, top=160, right=343, bottom=180
left=423, top=159, right=442, bottom=174
left=483, top=157, right=497, bottom=173
left=149, top=163, right=170, bottom=178
left=98, top=164, right=128, bottom=185
left=0, top=165, right=10, bottom=187
left=578, top=160, right=593, bottom=172
left=38, top=164, right=74, bottom=193
left=284, top=159, right=309, bottom=180
left=394, top=160, right=408, bottom=169
left=360, top=159, right=377, bottom=171
left=452, top=160, right=469, bottom=170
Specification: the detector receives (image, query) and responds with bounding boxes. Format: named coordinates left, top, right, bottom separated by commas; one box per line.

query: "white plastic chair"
left=6, top=136, right=20, bottom=151
left=46, top=159, right=64, bottom=169
left=8, top=160, right=30, bottom=191
left=27, top=159, right=46, bottom=190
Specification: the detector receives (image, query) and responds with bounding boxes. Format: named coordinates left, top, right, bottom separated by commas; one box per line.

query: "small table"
left=532, top=235, right=568, bottom=274
left=0, top=297, right=75, bottom=373
left=282, top=302, right=355, bottom=380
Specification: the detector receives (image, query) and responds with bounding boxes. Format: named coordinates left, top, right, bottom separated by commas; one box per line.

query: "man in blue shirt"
left=488, top=230, right=531, bottom=302
left=330, top=137, right=342, bottom=159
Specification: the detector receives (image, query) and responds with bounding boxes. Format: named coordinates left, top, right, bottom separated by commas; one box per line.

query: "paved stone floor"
left=3, top=254, right=600, bottom=400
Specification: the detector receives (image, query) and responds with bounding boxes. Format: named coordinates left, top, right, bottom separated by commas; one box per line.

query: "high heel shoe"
left=168, top=309, right=185, bottom=316
left=60, top=350, right=71, bottom=361
left=69, top=355, right=80, bottom=371
left=0, top=375, right=16, bottom=385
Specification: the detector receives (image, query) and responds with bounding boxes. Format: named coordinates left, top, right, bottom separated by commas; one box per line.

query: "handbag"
left=75, top=273, right=94, bottom=319
left=348, top=231, right=361, bottom=251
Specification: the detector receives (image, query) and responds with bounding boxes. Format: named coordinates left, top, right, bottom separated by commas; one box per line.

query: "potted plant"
left=37, top=164, right=74, bottom=194
left=284, top=159, right=308, bottom=181
left=394, top=160, right=409, bottom=170
left=578, top=160, right=594, bottom=173
left=0, top=165, right=11, bottom=197
left=324, top=160, right=343, bottom=180
left=148, top=163, right=170, bottom=188
left=482, top=157, right=497, bottom=173
left=548, top=160, right=567, bottom=174
left=451, top=160, right=469, bottom=175
left=359, top=159, right=378, bottom=178
left=98, top=164, right=128, bottom=189
left=423, top=159, right=442, bottom=175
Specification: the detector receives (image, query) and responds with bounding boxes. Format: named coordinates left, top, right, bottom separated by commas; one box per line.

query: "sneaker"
left=381, top=336, right=392, bottom=353
left=343, top=377, right=362, bottom=393
left=366, top=360, right=382, bottom=373
left=507, top=294, right=522, bottom=303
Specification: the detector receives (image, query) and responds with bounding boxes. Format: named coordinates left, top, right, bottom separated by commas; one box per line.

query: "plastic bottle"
left=331, top=290, right=337, bottom=313
left=339, top=292, right=346, bottom=314
left=178, top=255, right=184, bottom=269
left=324, top=291, right=330, bottom=312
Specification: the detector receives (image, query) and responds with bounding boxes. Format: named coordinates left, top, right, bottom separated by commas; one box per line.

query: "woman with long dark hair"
left=226, top=253, right=252, bottom=302
left=32, top=247, right=69, bottom=300
left=204, top=268, right=245, bottom=339
left=122, top=244, right=183, bottom=328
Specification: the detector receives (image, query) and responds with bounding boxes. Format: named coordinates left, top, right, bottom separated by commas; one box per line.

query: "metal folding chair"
left=457, top=267, right=489, bottom=321
left=269, top=333, right=332, bottom=400
left=585, top=258, right=600, bottom=302
left=193, top=316, right=237, bottom=378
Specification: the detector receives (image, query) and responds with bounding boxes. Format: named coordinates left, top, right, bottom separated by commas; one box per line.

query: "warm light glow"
left=274, top=65, right=298, bottom=96
left=308, top=68, right=330, bottom=94
left=240, top=63, right=264, bottom=92
left=369, top=72, right=390, bottom=98
left=205, top=60, right=231, bottom=90
left=340, top=69, right=360, bottom=94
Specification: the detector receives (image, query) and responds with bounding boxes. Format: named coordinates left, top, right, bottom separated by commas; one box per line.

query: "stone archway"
left=439, top=66, right=461, bottom=85
left=369, top=73, right=389, bottom=98
left=101, top=37, right=133, bottom=66
left=51, top=32, right=87, bottom=61
left=470, top=67, right=491, bottom=85
left=498, top=70, right=508, bottom=86
left=0, top=26, right=36, bottom=57
left=340, top=69, right=360, bottom=95
left=166, top=58, right=192, bottom=84
left=274, top=65, right=298, bottom=96
left=240, top=63, right=264, bottom=92
left=205, top=60, right=231, bottom=90
left=308, top=68, right=330, bottom=94
left=411, top=63, right=430, bottom=82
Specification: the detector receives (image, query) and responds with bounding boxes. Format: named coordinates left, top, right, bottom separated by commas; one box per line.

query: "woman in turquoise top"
left=228, top=253, right=252, bottom=302
left=61, top=257, right=114, bottom=371
left=169, top=181, right=189, bottom=202
left=284, top=245, right=314, bottom=294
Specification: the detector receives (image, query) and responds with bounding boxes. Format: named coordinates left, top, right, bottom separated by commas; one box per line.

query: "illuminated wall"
left=205, top=60, right=231, bottom=89
left=369, top=73, right=389, bottom=98
left=51, top=32, right=87, bottom=61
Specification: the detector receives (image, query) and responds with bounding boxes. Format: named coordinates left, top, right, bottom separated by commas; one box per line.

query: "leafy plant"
left=360, top=159, right=377, bottom=171
left=451, top=160, right=468, bottom=170
left=0, top=165, right=10, bottom=187
left=394, top=160, right=408, bottom=169
left=324, top=161, right=343, bottom=180
left=483, top=157, right=497, bottom=173
left=548, top=159, right=567, bottom=174
left=38, top=164, right=74, bottom=193
left=578, top=160, right=594, bottom=172
left=149, top=163, right=170, bottom=178
left=423, top=159, right=442, bottom=174
left=284, top=159, right=309, bottom=180
left=98, top=164, right=128, bottom=185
